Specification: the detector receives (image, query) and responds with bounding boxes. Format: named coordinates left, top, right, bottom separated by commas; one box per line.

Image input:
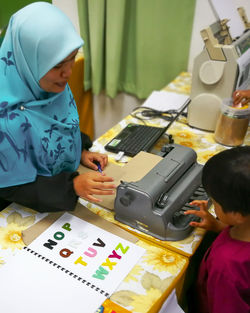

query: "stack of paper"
left=141, top=90, right=189, bottom=112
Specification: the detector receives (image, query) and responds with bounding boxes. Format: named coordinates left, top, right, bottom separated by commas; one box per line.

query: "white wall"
left=53, top=0, right=80, bottom=34
left=188, top=0, right=215, bottom=71
left=53, top=0, right=250, bottom=138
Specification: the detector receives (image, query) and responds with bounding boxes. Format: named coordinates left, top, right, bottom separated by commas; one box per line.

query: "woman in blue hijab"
left=0, top=2, right=115, bottom=212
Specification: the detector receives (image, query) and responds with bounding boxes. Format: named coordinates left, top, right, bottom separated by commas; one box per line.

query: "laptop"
left=104, top=123, right=168, bottom=157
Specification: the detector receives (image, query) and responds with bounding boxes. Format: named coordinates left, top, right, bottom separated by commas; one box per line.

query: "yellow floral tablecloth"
left=1, top=72, right=249, bottom=313
left=88, top=71, right=250, bottom=258
left=0, top=203, right=188, bottom=313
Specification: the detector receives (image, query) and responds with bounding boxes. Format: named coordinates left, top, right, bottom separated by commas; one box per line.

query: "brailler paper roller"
left=114, top=144, right=210, bottom=241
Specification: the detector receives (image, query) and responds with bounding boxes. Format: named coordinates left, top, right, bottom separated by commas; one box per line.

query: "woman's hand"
left=232, top=90, right=250, bottom=107
left=76, top=150, right=116, bottom=202
left=81, top=150, right=108, bottom=171
left=184, top=200, right=227, bottom=233
left=73, top=171, right=116, bottom=203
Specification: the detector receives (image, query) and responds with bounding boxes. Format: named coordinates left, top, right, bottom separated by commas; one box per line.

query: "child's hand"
left=184, top=200, right=227, bottom=233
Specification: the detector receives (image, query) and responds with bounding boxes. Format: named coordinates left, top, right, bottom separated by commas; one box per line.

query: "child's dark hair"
left=202, top=146, right=250, bottom=216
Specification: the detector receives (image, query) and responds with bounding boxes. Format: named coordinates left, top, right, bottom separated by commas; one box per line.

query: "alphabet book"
left=0, top=212, right=145, bottom=313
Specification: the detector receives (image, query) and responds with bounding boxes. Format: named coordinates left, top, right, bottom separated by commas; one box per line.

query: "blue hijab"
left=0, top=2, right=84, bottom=187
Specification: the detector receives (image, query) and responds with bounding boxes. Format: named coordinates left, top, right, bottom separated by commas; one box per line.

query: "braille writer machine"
left=114, top=144, right=210, bottom=241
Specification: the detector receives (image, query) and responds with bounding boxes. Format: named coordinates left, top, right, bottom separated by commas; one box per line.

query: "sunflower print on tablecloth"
left=0, top=211, right=35, bottom=251
left=110, top=240, right=188, bottom=313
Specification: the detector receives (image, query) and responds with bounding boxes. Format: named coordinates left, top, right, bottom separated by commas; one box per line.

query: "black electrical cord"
left=130, top=98, right=191, bottom=130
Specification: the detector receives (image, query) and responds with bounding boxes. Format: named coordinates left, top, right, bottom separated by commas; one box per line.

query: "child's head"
left=202, top=146, right=250, bottom=217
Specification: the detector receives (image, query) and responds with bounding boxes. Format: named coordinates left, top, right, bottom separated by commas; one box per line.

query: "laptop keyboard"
left=105, top=124, right=167, bottom=157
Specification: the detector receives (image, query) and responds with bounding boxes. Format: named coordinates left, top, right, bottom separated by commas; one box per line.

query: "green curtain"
left=0, top=0, right=52, bottom=46
left=77, top=0, right=196, bottom=99
left=0, top=0, right=52, bottom=26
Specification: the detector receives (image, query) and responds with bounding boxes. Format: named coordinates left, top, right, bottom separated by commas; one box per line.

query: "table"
left=0, top=72, right=249, bottom=313
left=81, top=71, right=250, bottom=311
left=86, top=71, right=250, bottom=258
left=0, top=202, right=188, bottom=313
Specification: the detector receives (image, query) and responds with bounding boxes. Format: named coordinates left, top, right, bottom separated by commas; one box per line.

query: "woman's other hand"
left=81, top=150, right=108, bottom=171
left=73, top=171, right=116, bottom=203
left=184, top=200, right=227, bottom=233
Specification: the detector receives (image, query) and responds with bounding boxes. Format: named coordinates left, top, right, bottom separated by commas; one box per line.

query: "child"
left=185, top=146, right=250, bottom=313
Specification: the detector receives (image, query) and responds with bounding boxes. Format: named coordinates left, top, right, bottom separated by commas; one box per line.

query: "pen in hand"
left=94, top=161, right=102, bottom=173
